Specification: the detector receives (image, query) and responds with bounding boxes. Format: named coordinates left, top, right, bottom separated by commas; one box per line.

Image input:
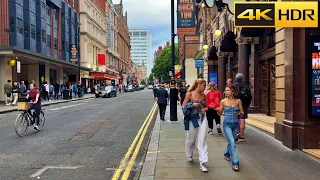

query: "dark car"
left=138, top=84, right=145, bottom=90
left=95, top=86, right=117, bottom=98
left=134, top=85, right=141, bottom=91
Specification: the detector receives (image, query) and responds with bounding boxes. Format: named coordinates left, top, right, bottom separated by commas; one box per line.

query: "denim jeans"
left=223, top=122, right=239, bottom=167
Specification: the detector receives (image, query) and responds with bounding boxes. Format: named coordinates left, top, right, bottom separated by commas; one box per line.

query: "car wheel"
left=114, top=93, right=117, bottom=97
left=95, top=94, right=99, bottom=98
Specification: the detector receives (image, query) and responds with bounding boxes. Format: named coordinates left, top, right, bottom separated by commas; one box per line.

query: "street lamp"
left=170, top=0, right=177, bottom=121
left=214, top=29, right=222, bottom=37
left=203, top=44, right=209, bottom=51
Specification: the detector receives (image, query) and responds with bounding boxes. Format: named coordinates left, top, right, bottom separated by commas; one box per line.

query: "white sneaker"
left=187, top=157, right=193, bottom=162
left=34, top=125, right=39, bottom=130
left=200, top=162, right=208, bottom=172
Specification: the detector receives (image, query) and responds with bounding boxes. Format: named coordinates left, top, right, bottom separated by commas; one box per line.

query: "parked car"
left=138, top=84, right=145, bottom=90
left=95, top=86, right=117, bottom=98
left=125, top=85, right=134, bottom=92
left=134, top=85, right=141, bottom=91
left=148, top=85, right=153, bottom=89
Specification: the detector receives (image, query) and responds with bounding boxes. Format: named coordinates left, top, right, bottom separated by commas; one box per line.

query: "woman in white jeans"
left=182, top=79, right=209, bottom=172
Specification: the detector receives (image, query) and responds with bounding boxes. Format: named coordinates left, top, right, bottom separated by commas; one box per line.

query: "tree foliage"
left=148, top=73, right=154, bottom=84
left=152, top=44, right=179, bottom=82
left=141, top=79, right=146, bottom=85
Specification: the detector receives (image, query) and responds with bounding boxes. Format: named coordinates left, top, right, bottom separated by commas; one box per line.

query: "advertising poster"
left=177, top=0, right=196, bottom=35
left=209, top=73, right=218, bottom=85
left=311, top=35, right=320, bottom=116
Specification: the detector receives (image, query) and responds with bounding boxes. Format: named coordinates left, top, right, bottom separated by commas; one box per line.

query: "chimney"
left=166, top=41, right=170, bottom=47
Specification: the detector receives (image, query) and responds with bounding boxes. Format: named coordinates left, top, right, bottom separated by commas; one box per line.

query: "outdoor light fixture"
left=203, top=44, right=209, bottom=50
left=9, top=59, right=16, bottom=66
left=201, top=3, right=205, bottom=8
left=214, top=29, right=222, bottom=37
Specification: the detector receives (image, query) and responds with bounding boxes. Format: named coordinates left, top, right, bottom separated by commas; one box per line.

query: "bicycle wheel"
left=37, top=111, right=45, bottom=131
left=14, top=113, right=28, bottom=137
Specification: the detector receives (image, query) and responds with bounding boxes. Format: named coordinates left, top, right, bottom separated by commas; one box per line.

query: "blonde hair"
left=208, top=82, right=218, bottom=90
left=188, top=79, right=206, bottom=92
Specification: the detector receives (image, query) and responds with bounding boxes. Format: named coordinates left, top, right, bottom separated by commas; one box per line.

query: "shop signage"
left=195, top=59, right=204, bottom=68
left=17, top=61, right=21, bottom=73
left=97, top=54, right=106, bottom=66
left=177, top=0, right=196, bottom=35
left=70, top=44, right=78, bottom=62
left=310, top=34, right=320, bottom=116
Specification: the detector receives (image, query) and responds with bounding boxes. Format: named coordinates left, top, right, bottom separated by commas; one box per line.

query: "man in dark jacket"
left=156, top=84, right=168, bottom=121
left=234, top=73, right=252, bottom=142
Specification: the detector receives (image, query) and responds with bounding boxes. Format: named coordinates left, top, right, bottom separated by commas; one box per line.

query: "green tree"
left=148, top=73, right=154, bottom=84
left=141, top=79, right=146, bottom=85
left=152, top=44, right=179, bottom=82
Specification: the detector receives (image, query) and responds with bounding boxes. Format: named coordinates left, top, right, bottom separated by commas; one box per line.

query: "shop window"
left=31, top=24, right=36, bottom=39
left=41, top=30, right=46, bottom=43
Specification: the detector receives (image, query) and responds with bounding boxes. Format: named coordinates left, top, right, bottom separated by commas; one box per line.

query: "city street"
left=0, top=90, right=156, bottom=180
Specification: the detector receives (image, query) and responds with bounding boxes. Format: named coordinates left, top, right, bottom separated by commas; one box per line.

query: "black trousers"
left=158, top=103, right=167, bottom=120
left=206, top=108, right=221, bottom=129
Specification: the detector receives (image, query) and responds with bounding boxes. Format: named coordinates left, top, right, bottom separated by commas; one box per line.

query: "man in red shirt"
left=26, top=83, right=41, bottom=130
left=205, top=82, right=222, bottom=135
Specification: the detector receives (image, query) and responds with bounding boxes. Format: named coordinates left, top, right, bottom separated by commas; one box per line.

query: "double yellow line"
left=112, top=102, right=157, bottom=180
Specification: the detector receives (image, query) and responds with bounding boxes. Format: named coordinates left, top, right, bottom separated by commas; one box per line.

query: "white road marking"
left=49, top=103, right=83, bottom=111
left=30, top=166, right=82, bottom=178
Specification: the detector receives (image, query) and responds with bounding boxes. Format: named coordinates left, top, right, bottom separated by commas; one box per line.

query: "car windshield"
left=100, top=86, right=112, bottom=91
left=128, top=85, right=133, bottom=89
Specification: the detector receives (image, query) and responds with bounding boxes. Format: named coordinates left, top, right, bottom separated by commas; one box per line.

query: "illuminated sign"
left=310, top=35, right=320, bottom=116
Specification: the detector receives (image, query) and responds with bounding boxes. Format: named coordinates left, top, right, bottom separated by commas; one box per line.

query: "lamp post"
left=170, top=0, right=178, bottom=121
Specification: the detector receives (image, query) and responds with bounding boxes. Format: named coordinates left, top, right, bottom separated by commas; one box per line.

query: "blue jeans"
left=223, top=122, right=239, bottom=167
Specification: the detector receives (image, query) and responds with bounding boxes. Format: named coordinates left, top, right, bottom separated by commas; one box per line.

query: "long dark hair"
left=227, top=85, right=238, bottom=99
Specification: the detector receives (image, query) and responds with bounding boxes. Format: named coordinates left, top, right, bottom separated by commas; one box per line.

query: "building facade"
left=114, top=0, right=131, bottom=86
left=129, top=29, right=152, bottom=76
left=189, top=0, right=320, bottom=151
left=79, top=0, right=109, bottom=86
left=136, top=64, right=147, bottom=84
left=154, top=41, right=170, bottom=64
left=0, top=0, right=88, bottom=102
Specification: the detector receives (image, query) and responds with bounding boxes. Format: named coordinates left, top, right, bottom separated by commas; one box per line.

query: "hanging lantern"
left=214, top=29, right=222, bottom=37
left=9, top=59, right=16, bottom=66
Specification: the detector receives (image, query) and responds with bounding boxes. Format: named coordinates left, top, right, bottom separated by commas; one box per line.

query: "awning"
left=89, top=72, right=117, bottom=80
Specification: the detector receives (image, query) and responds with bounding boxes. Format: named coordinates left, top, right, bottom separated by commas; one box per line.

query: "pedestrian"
left=4, top=80, right=12, bottom=106
left=156, top=84, right=169, bottom=121
left=19, top=81, right=27, bottom=94
left=226, top=78, right=233, bottom=87
left=73, top=83, right=78, bottom=98
left=11, top=82, right=20, bottom=106
left=178, top=81, right=188, bottom=105
left=153, top=85, right=158, bottom=101
left=234, top=73, right=252, bottom=142
left=53, top=82, right=60, bottom=100
left=42, top=81, right=49, bottom=101
left=215, top=85, right=244, bottom=171
left=49, top=84, right=53, bottom=101
left=182, top=79, right=209, bottom=172
left=205, top=82, right=222, bottom=135
left=165, top=83, right=170, bottom=104
left=119, top=84, right=122, bottom=93
left=60, top=83, right=65, bottom=98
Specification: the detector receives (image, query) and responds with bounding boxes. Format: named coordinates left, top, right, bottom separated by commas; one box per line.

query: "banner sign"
left=177, top=0, right=196, bottom=35
left=70, top=44, right=78, bottom=62
left=209, top=72, right=218, bottom=85
left=97, top=54, right=106, bottom=66
left=310, top=35, right=320, bottom=116
left=195, top=59, right=204, bottom=68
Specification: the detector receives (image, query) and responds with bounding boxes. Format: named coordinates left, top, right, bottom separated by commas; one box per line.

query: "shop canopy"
left=89, top=72, right=117, bottom=80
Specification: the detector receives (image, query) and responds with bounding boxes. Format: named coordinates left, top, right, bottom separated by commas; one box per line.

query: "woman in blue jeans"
left=216, top=85, right=244, bottom=171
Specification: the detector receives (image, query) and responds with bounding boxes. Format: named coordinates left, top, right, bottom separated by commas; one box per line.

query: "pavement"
left=0, top=89, right=156, bottom=180
left=139, top=105, right=320, bottom=180
left=0, top=94, right=95, bottom=114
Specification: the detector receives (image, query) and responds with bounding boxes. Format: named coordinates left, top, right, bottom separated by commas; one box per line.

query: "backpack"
left=235, top=82, right=252, bottom=106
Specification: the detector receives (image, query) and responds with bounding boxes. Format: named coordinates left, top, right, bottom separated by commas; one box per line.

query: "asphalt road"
left=0, top=89, right=156, bottom=180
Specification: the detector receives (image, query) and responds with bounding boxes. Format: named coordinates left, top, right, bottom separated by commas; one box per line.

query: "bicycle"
left=14, top=102, right=45, bottom=137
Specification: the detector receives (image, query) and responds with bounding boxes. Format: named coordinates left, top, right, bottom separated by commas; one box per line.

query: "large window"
left=41, top=30, right=46, bottom=43
left=17, top=18, right=23, bottom=34
left=47, top=34, right=51, bottom=47
left=31, top=24, right=36, bottom=39
left=87, top=6, right=90, bottom=15
left=133, top=32, right=139, bottom=36
left=54, top=38, right=57, bottom=50
left=62, top=41, right=65, bottom=51
left=24, top=23, right=29, bottom=37
left=140, top=31, right=147, bottom=37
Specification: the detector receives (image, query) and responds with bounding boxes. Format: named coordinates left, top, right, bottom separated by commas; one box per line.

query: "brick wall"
left=0, top=0, right=9, bottom=46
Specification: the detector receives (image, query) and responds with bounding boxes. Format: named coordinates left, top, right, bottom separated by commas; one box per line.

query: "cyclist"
left=25, top=83, right=41, bottom=130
